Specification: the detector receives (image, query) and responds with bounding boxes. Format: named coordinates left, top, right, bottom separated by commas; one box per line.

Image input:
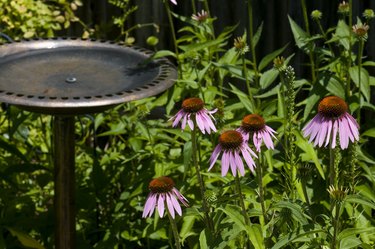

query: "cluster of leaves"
left=0, top=0, right=88, bottom=41
left=0, top=0, right=375, bottom=249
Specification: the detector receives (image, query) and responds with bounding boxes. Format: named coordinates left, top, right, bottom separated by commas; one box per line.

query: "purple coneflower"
left=192, top=10, right=209, bottom=22
left=169, top=97, right=217, bottom=134
left=170, top=0, right=177, bottom=5
left=302, top=96, right=359, bottom=149
left=237, top=114, right=277, bottom=152
left=142, top=176, right=188, bottom=219
left=209, top=130, right=257, bottom=176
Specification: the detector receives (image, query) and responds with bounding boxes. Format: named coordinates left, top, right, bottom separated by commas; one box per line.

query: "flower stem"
left=331, top=202, right=341, bottom=249
left=163, top=1, right=181, bottom=76
left=257, top=153, right=268, bottom=224
left=357, top=39, right=364, bottom=126
left=191, top=0, right=196, bottom=14
left=191, top=128, right=215, bottom=233
left=247, top=0, right=260, bottom=88
left=234, top=175, right=251, bottom=249
left=300, top=0, right=316, bottom=84
left=329, top=142, right=336, bottom=188
left=242, top=54, right=253, bottom=101
left=167, top=210, right=181, bottom=249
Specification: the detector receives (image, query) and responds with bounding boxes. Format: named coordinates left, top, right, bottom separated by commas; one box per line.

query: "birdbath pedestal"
left=0, top=38, right=176, bottom=249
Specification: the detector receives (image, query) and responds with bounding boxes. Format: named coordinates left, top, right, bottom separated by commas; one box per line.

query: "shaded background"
left=70, top=0, right=375, bottom=77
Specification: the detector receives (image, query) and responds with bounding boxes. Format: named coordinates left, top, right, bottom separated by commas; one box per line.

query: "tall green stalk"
left=357, top=39, right=364, bottom=126
left=234, top=175, right=252, bottom=249
left=300, top=0, right=316, bottom=83
left=191, top=128, right=215, bottom=233
left=164, top=1, right=181, bottom=76
left=256, top=154, right=268, bottom=224
left=247, top=0, right=260, bottom=87
left=167, top=210, right=181, bottom=249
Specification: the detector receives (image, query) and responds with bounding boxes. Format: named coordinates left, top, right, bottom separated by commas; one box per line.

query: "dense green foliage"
left=0, top=0, right=375, bottom=248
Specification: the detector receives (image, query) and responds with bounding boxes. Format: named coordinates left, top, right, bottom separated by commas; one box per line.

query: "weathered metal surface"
left=0, top=38, right=176, bottom=114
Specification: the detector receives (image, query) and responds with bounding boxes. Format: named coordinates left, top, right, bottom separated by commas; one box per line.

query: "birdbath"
left=0, top=38, right=177, bottom=249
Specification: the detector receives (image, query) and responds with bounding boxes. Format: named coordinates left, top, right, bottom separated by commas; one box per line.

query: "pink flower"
left=170, top=0, right=177, bottom=5
left=302, top=96, right=359, bottom=149
left=209, top=130, right=257, bottom=176
left=192, top=10, right=209, bottom=22
left=142, top=176, right=188, bottom=219
left=237, top=114, right=277, bottom=152
left=169, top=97, right=217, bottom=134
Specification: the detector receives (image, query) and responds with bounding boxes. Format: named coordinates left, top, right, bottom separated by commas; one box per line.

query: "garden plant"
left=0, top=0, right=375, bottom=248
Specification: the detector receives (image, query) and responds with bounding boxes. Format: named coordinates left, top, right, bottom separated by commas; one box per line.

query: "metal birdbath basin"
left=0, top=38, right=176, bottom=249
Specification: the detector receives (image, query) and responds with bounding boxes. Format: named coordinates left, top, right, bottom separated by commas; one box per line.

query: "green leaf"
left=331, top=20, right=351, bottom=50
left=349, top=66, right=371, bottom=102
left=288, top=15, right=310, bottom=53
left=183, top=141, right=192, bottom=168
left=7, top=228, right=45, bottom=249
left=229, top=83, right=255, bottom=113
left=362, top=61, right=375, bottom=67
left=253, top=22, right=263, bottom=48
left=339, top=236, right=362, bottom=249
left=259, top=68, right=279, bottom=89
left=362, top=128, right=375, bottom=138
left=271, top=225, right=325, bottom=249
left=271, top=201, right=310, bottom=224
left=258, top=44, right=288, bottom=71
left=199, top=230, right=209, bottom=249
left=294, top=130, right=325, bottom=179
left=346, top=194, right=375, bottom=210
left=219, top=205, right=264, bottom=249
left=318, top=74, right=345, bottom=99
left=338, top=227, right=375, bottom=241
left=180, top=215, right=196, bottom=244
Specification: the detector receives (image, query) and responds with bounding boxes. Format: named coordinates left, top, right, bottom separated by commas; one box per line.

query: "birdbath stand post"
left=53, top=115, right=76, bottom=249
left=0, top=38, right=176, bottom=249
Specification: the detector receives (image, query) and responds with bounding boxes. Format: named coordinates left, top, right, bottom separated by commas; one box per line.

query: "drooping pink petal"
left=253, top=132, right=262, bottom=152
left=234, top=151, right=245, bottom=176
left=209, top=145, right=222, bottom=170
left=142, top=193, right=156, bottom=218
left=173, top=188, right=189, bottom=207
left=157, top=194, right=165, bottom=218
left=339, top=116, right=349, bottom=149
left=166, top=194, right=175, bottom=218
left=262, top=130, right=274, bottom=150
left=170, top=0, right=177, bottom=5
left=170, top=193, right=182, bottom=216
left=229, top=151, right=238, bottom=176
left=317, top=120, right=328, bottom=147
left=241, top=147, right=256, bottom=172
left=332, top=120, right=338, bottom=148
left=325, top=120, right=333, bottom=147
left=195, top=112, right=206, bottom=134
left=346, top=114, right=359, bottom=141
left=221, top=151, right=230, bottom=176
